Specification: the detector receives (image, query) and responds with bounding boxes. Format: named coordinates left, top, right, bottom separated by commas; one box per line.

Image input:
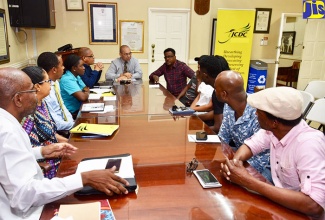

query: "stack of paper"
left=89, top=88, right=115, bottom=100
left=58, top=202, right=100, bottom=220
left=57, top=200, right=116, bottom=220
left=70, top=123, right=119, bottom=136
left=81, top=103, right=105, bottom=112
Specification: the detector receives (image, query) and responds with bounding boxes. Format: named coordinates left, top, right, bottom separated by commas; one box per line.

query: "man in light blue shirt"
left=38, top=52, right=74, bottom=131
left=105, top=45, right=142, bottom=81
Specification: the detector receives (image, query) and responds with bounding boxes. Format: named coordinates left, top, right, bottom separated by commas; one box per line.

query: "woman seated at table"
left=60, top=54, right=89, bottom=119
left=21, top=66, right=68, bottom=179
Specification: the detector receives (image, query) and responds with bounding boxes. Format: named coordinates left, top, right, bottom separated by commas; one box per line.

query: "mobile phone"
left=105, top=159, right=122, bottom=173
left=196, top=131, right=207, bottom=141
left=193, top=169, right=222, bottom=188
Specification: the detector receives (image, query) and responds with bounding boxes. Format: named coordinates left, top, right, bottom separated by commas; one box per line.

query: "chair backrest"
left=299, top=90, right=315, bottom=117
left=304, top=81, right=325, bottom=100
left=305, top=98, right=325, bottom=125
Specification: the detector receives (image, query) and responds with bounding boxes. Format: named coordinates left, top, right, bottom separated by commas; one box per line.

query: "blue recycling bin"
left=246, top=60, right=268, bottom=94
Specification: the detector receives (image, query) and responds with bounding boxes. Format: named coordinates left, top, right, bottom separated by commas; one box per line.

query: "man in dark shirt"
left=149, top=48, right=195, bottom=97
left=197, top=55, right=230, bottom=133
left=78, top=47, right=103, bottom=88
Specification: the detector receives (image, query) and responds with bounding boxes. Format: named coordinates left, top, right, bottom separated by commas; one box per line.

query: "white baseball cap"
left=247, top=87, right=303, bottom=120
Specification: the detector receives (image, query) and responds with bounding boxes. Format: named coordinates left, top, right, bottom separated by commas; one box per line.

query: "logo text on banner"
left=303, top=0, right=325, bottom=19
left=214, top=9, right=255, bottom=90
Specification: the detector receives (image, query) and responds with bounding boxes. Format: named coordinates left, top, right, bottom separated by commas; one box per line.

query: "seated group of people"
left=0, top=45, right=324, bottom=219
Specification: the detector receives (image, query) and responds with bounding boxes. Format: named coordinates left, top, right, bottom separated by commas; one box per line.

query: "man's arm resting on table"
left=81, top=168, right=129, bottom=196
left=223, top=149, right=324, bottom=218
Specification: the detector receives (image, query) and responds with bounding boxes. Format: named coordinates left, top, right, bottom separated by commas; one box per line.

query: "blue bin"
left=247, top=60, right=267, bottom=94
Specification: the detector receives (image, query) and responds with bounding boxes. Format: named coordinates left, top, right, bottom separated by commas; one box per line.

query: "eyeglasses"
left=123, top=52, right=132, bottom=56
left=85, top=55, right=95, bottom=58
left=164, top=55, right=175, bottom=59
left=186, top=158, right=198, bottom=173
left=11, top=89, right=37, bottom=100
left=38, top=79, right=52, bottom=84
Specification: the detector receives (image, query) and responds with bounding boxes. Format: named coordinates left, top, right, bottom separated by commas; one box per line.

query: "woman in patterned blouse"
left=21, top=66, right=68, bottom=179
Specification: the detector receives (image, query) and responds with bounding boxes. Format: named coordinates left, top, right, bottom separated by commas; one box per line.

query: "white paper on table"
left=103, top=96, right=117, bottom=101
left=90, top=105, right=114, bottom=114
left=149, top=84, right=159, bottom=88
left=88, top=94, right=101, bottom=100
left=76, top=155, right=135, bottom=178
left=188, top=134, right=221, bottom=143
left=89, top=88, right=113, bottom=95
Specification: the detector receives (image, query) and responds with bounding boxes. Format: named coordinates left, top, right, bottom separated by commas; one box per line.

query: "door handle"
left=151, top=44, right=155, bottom=62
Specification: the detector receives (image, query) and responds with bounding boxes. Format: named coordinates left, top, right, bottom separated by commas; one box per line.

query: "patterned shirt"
left=218, top=103, right=271, bottom=179
left=149, top=60, right=195, bottom=97
left=245, top=120, right=325, bottom=209
left=21, top=101, right=60, bottom=179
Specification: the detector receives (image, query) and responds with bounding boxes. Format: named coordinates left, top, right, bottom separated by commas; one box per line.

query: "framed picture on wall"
left=88, top=2, right=118, bottom=44
left=280, top=31, right=296, bottom=55
left=65, top=0, right=84, bottom=11
left=210, top=18, right=217, bottom=55
left=120, top=20, right=144, bottom=53
left=254, top=8, right=272, bottom=33
left=0, top=8, right=10, bottom=64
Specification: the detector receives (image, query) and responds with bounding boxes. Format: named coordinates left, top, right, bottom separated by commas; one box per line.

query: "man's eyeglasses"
left=38, top=79, right=52, bottom=84
left=164, top=55, right=175, bottom=59
left=123, top=52, right=132, bottom=56
left=85, top=55, right=95, bottom=58
left=11, top=89, right=37, bottom=100
left=186, top=158, right=198, bottom=173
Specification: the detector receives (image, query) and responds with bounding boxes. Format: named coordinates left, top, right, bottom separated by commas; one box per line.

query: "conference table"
left=40, top=81, right=308, bottom=220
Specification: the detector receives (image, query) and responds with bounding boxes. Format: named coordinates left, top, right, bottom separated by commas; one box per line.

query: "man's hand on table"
left=81, top=166, right=130, bottom=196
left=220, top=158, right=252, bottom=186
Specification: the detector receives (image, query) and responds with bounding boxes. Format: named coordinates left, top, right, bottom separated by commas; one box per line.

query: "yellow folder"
left=70, top=123, right=119, bottom=136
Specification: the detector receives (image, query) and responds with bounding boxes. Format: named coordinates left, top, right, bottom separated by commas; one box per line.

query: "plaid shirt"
left=149, top=60, right=194, bottom=97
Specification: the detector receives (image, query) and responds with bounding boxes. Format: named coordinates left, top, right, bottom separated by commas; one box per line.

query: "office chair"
left=305, top=98, right=325, bottom=134
left=304, top=80, right=325, bottom=100
left=299, top=90, right=314, bottom=119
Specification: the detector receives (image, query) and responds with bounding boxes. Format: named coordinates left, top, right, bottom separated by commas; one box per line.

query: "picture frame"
left=253, top=8, right=272, bottom=33
left=65, top=0, right=84, bottom=11
left=120, top=20, right=144, bottom=53
left=88, top=2, right=118, bottom=44
left=210, top=18, right=217, bottom=55
left=0, top=8, right=10, bottom=64
left=280, top=31, right=296, bottom=55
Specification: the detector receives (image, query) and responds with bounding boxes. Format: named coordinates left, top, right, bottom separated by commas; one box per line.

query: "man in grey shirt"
left=106, top=45, right=142, bottom=81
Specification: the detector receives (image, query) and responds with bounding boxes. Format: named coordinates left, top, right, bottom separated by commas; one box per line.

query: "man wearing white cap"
left=220, top=87, right=325, bottom=218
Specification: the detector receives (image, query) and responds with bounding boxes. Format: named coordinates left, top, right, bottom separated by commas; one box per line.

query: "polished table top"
left=40, top=81, right=308, bottom=220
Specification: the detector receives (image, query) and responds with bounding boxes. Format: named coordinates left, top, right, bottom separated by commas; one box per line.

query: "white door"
left=297, top=19, right=325, bottom=90
left=148, top=8, right=190, bottom=86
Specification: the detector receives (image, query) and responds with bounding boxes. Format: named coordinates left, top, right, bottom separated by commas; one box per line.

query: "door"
left=297, top=19, right=325, bottom=90
left=148, top=8, right=190, bottom=86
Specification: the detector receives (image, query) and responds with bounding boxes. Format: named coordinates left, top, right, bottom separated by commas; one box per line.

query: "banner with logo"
left=303, top=0, right=325, bottom=18
left=214, top=9, right=255, bottom=90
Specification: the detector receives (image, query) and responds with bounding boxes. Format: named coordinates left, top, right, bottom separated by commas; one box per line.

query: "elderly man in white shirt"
left=0, top=67, right=129, bottom=220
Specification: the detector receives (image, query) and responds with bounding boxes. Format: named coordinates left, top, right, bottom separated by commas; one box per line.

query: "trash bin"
left=246, top=60, right=268, bottom=94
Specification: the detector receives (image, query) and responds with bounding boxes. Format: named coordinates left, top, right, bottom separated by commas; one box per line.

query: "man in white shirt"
left=38, top=52, right=74, bottom=131
left=105, top=45, right=143, bottom=81
left=0, top=67, right=129, bottom=220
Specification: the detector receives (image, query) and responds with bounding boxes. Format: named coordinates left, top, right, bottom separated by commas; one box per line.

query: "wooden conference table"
left=40, top=81, right=308, bottom=220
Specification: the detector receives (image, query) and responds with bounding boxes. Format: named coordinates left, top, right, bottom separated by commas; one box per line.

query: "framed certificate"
left=254, top=8, right=272, bottom=33
left=65, top=0, right=84, bottom=11
left=88, top=2, right=118, bottom=44
left=120, top=20, right=144, bottom=53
